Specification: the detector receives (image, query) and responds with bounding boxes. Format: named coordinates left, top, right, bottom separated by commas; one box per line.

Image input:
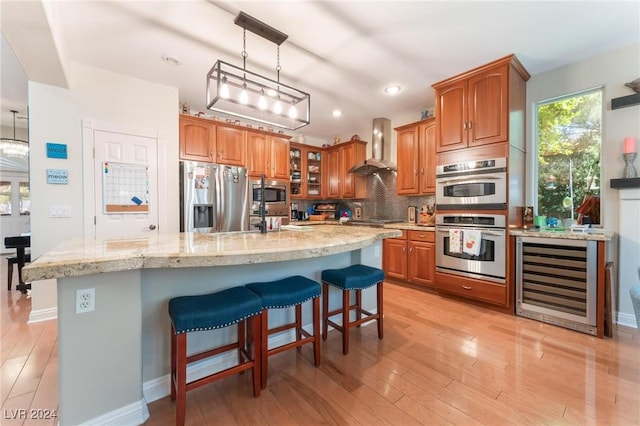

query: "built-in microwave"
left=435, top=157, right=507, bottom=210
left=250, top=179, right=289, bottom=217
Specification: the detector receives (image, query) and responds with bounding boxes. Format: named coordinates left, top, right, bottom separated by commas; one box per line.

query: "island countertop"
left=23, top=225, right=402, bottom=281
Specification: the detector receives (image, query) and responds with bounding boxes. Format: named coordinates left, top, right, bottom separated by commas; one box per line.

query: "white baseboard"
left=28, top=306, right=57, bottom=324
left=77, top=399, right=149, bottom=426
left=616, top=311, right=638, bottom=329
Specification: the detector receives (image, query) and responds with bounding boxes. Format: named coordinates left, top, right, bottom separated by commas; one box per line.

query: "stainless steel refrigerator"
left=180, top=161, right=250, bottom=233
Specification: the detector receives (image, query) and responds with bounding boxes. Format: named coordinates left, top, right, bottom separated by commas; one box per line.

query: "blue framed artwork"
left=46, top=143, right=68, bottom=159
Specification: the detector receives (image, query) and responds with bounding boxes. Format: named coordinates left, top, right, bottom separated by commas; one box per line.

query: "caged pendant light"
left=206, top=12, right=310, bottom=131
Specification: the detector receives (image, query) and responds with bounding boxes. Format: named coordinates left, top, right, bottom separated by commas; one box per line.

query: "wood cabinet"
left=247, top=132, right=289, bottom=179
left=325, top=140, right=366, bottom=199
left=179, top=115, right=216, bottom=162
left=433, top=55, right=530, bottom=153
left=383, top=231, right=408, bottom=280
left=395, top=118, right=436, bottom=195
left=216, top=126, right=246, bottom=166
left=407, top=231, right=435, bottom=285
left=289, top=143, right=323, bottom=199
left=383, top=229, right=435, bottom=287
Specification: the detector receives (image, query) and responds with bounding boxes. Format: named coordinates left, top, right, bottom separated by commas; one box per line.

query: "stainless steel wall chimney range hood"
left=348, top=117, right=397, bottom=175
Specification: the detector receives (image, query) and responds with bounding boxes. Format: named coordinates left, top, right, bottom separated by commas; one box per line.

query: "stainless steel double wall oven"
left=435, top=157, right=508, bottom=284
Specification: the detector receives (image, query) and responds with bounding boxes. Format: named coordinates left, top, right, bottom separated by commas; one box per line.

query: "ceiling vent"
left=348, top=117, right=396, bottom=175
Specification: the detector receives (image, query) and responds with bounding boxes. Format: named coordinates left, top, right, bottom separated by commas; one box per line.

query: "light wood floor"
left=1, top=265, right=639, bottom=425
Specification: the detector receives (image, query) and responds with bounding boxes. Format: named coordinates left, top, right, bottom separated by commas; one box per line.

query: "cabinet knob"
left=409, top=247, right=413, bottom=253
left=463, top=122, right=468, bottom=130
left=468, top=121, right=473, bottom=129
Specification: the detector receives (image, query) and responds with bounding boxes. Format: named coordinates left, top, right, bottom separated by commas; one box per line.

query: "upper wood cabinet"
left=216, top=126, right=246, bottom=166
left=325, top=140, right=366, bottom=199
left=179, top=115, right=216, bottom=162
left=395, top=118, right=436, bottom=195
left=290, top=143, right=324, bottom=199
left=433, top=55, right=530, bottom=153
left=246, top=132, right=290, bottom=179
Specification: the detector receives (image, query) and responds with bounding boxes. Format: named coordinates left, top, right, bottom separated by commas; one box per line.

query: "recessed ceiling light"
left=161, top=55, right=181, bottom=66
left=384, top=85, right=401, bottom=95
left=332, top=110, right=342, bottom=118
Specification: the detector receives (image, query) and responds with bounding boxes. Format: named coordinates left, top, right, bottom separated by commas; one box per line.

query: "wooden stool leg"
left=251, top=314, right=262, bottom=397
left=322, top=283, right=329, bottom=340
left=377, top=282, right=384, bottom=339
left=355, top=289, right=362, bottom=326
left=295, top=303, right=302, bottom=353
left=260, top=309, right=269, bottom=389
left=238, top=320, right=246, bottom=371
left=342, top=289, right=350, bottom=355
left=175, top=333, right=187, bottom=426
left=170, top=325, right=177, bottom=401
left=313, top=296, right=321, bottom=367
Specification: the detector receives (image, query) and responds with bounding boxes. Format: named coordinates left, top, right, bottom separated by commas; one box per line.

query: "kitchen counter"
left=23, top=225, right=401, bottom=282
left=384, top=222, right=435, bottom=231
left=26, top=226, right=400, bottom=425
left=509, top=228, right=613, bottom=241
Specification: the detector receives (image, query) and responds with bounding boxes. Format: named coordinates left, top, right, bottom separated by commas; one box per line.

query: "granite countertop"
left=23, top=225, right=402, bottom=282
left=509, top=228, right=613, bottom=241
left=384, top=222, right=435, bottom=231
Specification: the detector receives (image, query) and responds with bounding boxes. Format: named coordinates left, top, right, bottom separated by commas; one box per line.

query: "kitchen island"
left=23, top=225, right=401, bottom=426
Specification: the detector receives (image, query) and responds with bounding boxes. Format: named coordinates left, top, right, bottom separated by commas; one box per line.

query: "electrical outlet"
left=374, top=245, right=380, bottom=258
left=76, top=288, right=95, bottom=314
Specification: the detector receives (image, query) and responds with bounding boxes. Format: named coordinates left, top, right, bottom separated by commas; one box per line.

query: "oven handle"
left=436, top=228, right=505, bottom=237
left=436, top=174, right=503, bottom=185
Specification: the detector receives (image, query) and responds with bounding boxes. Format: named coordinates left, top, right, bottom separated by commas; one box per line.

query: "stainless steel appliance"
left=180, top=161, right=249, bottom=233
left=435, top=213, right=506, bottom=283
left=249, top=178, right=289, bottom=231
left=515, top=236, right=597, bottom=335
left=435, top=157, right=507, bottom=210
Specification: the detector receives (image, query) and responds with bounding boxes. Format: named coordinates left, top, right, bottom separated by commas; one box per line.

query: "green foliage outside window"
left=537, top=89, right=602, bottom=224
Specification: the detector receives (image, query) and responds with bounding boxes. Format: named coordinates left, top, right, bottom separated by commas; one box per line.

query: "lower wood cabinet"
left=383, top=229, right=435, bottom=287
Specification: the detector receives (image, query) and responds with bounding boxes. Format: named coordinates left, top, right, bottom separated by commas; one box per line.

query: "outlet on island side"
left=76, top=288, right=95, bottom=314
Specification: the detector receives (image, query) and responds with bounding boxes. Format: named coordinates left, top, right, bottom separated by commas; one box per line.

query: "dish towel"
left=449, top=229, right=462, bottom=254
left=462, top=229, right=482, bottom=256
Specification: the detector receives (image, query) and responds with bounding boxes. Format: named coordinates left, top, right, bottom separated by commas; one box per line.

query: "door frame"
left=82, top=120, right=166, bottom=239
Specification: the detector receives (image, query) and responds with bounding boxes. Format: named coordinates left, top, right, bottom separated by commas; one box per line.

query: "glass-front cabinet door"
left=289, top=143, right=323, bottom=199
left=306, top=149, right=322, bottom=199
left=290, top=146, right=303, bottom=198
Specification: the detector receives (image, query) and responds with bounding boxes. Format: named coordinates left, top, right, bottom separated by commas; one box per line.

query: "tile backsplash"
left=293, top=171, right=434, bottom=221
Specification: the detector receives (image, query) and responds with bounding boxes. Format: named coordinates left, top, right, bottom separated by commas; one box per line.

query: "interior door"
left=93, top=130, right=159, bottom=239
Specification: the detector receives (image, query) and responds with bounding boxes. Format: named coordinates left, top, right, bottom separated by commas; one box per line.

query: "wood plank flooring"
left=1, top=261, right=639, bottom=425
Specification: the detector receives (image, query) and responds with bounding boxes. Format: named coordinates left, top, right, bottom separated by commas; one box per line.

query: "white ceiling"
left=2, top=1, right=639, bottom=140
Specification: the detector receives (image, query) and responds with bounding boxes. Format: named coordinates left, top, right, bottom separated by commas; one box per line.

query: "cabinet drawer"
left=435, top=272, right=507, bottom=305
left=390, top=230, right=408, bottom=240
left=408, top=230, right=434, bottom=242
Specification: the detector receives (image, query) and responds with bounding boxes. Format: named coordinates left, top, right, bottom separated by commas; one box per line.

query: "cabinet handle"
left=462, top=285, right=472, bottom=290
left=463, top=122, right=467, bottom=130
left=402, top=247, right=406, bottom=252
left=421, top=168, right=424, bottom=175
left=409, top=247, right=413, bottom=253
left=419, top=234, right=426, bottom=238
left=468, top=121, right=473, bottom=129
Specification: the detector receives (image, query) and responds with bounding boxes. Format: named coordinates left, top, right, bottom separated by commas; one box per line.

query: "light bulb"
left=288, top=103, right=298, bottom=119
left=220, top=76, right=230, bottom=99
left=258, top=89, right=268, bottom=110
left=239, top=84, right=249, bottom=105
left=273, top=97, right=283, bottom=115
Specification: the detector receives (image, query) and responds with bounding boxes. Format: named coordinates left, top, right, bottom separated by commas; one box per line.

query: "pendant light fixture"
left=0, top=110, right=28, bottom=160
left=206, top=12, right=310, bottom=131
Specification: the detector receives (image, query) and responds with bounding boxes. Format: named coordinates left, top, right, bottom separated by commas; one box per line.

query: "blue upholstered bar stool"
left=168, top=287, right=262, bottom=426
left=321, top=264, right=385, bottom=355
left=246, top=275, right=321, bottom=389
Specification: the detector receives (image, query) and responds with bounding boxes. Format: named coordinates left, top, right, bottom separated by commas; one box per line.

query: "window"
left=536, top=88, right=602, bottom=225
left=19, top=182, right=30, bottom=215
left=0, top=181, right=11, bottom=215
